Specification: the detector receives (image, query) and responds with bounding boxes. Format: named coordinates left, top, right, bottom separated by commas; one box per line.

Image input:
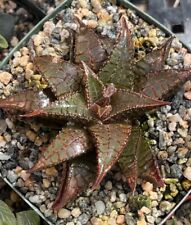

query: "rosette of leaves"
left=0, top=16, right=191, bottom=210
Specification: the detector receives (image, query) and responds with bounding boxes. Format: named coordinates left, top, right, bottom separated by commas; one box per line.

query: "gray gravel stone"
left=29, top=195, right=43, bottom=204
left=78, top=213, right=90, bottom=224
left=95, top=200, right=106, bottom=215
left=125, top=213, right=136, bottom=225
left=170, top=164, right=182, bottom=178
left=0, top=120, right=7, bottom=134
left=0, top=152, right=11, bottom=160
left=7, top=170, right=18, bottom=183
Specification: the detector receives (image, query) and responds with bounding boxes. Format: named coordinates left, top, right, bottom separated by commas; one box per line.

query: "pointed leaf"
left=119, top=126, right=164, bottom=191
left=52, top=163, right=67, bottom=210
left=140, top=69, right=191, bottom=99
left=29, top=127, right=90, bottom=172
left=0, top=200, right=17, bottom=225
left=82, top=61, right=105, bottom=108
left=74, top=20, right=107, bottom=72
left=0, top=34, right=8, bottom=49
left=53, top=153, right=96, bottom=210
left=99, top=35, right=115, bottom=55
left=89, top=123, right=132, bottom=188
left=98, top=15, right=135, bottom=89
left=16, top=210, right=40, bottom=225
left=0, top=90, right=49, bottom=113
left=22, top=92, right=94, bottom=121
left=133, top=37, right=172, bottom=80
left=105, top=89, right=170, bottom=121
left=34, top=56, right=82, bottom=98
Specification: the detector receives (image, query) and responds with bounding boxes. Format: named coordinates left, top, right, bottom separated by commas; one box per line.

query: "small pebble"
left=29, top=195, right=42, bottom=204
left=45, top=167, right=58, bottom=176
left=95, top=200, right=105, bottom=215
left=7, top=171, right=18, bottom=183
left=116, top=215, right=125, bottom=224
left=66, top=222, right=75, bottom=225
left=26, top=130, right=37, bottom=142
left=184, top=53, right=191, bottom=67
left=142, top=182, right=153, bottom=193
left=184, top=91, right=191, bottom=100
left=0, top=152, right=11, bottom=160
left=71, top=207, right=81, bottom=218
left=78, top=213, right=90, bottom=224
left=108, top=217, right=117, bottom=225
left=140, top=206, right=151, bottom=214
left=183, top=167, right=191, bottom=180
left=0, top=72, right=12, bottom=85
left=43, top=179, right=51, bottom=188
left=58, top=208, right=71, bottom=219
left=105, top=181, right=113, bottom=190
left=119, top=193, right=127, bottom=203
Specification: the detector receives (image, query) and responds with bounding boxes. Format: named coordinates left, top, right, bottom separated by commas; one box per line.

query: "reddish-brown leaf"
left=74, top=19, right=107, bottom=72
left=0, top=90, right=49, bottom=113
left=140, top=69, right=191, bottom=99
left=34, top=56, right=82, bottom=98
left=104, top=89, right=170, bottom=121
left=53, top=153, right=96, bottom=210
left=133, top=37, right=172, bottom=79
left=29, top=127, right=90, bottom=172
left=52, top=163, right=67, bottom=210
left=89, top=123, right=132, bottom=189
left=119, top=126, right=164, bottom=191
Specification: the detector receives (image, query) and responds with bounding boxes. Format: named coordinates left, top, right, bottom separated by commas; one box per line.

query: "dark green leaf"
left=82, top=61, right=105, bottom=108
left=98, top=15, right=135, bottom=89
left=119, top=126, right=164, bottom=191
left=16, top=210, right=40, bottom=225
left=0, top=200, right=17, bottom=225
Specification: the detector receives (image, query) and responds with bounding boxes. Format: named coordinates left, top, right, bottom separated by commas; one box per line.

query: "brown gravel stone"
left=0, top=72, right=12, bottom=85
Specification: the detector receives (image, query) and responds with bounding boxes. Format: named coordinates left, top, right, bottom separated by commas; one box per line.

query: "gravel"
left=0, top=0, right=191, bottom=225
left=95, top=200, right=106, bottom=215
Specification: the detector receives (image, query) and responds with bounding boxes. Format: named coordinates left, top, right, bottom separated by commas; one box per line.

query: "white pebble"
left=29, top=195, right=43, bottom=204
left=119, top=193, right=127, bottom=203
left=0, top=152, right=11, bottom=160
left=95, top=200, right=105, bottom=215
left=140, top=206, right=151, bottom=214
left=110, top=191, right=116, bottom=202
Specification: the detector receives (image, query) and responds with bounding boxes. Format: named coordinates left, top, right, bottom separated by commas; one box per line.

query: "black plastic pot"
left=0, top=1, right=190, bottom=224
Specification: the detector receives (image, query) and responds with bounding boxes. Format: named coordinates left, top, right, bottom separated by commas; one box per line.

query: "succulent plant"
left=0, top=16, right=191, bottom=210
